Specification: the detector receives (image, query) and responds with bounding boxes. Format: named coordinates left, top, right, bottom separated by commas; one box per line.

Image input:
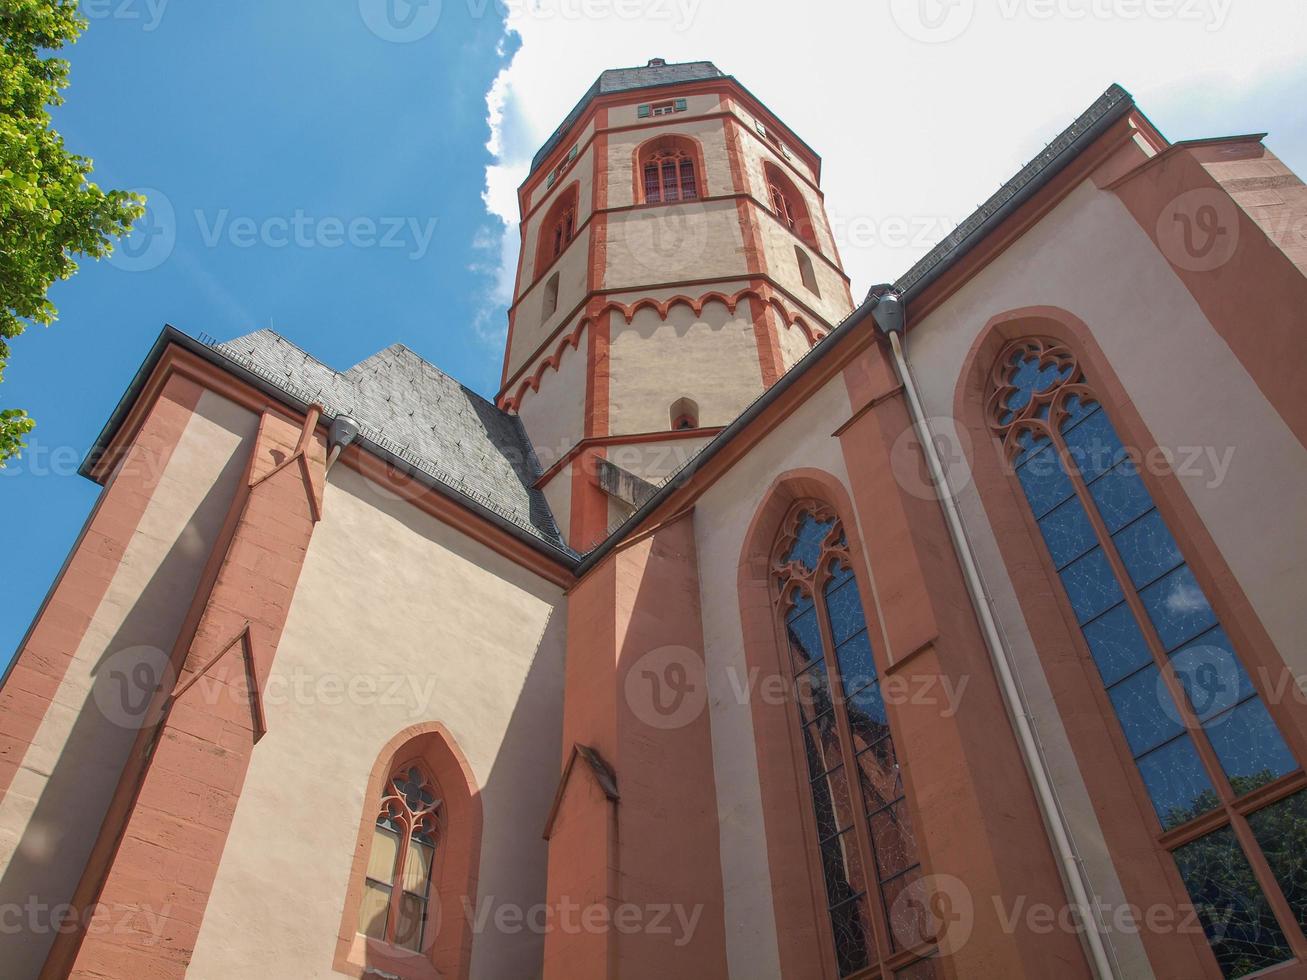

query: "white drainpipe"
left=875, top=294, right=1119, bottom=980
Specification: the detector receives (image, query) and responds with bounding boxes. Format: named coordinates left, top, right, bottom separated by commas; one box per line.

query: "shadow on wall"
left=0, top=433, right=251, bottom=980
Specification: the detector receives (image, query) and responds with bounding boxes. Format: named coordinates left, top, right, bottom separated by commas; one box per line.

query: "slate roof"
left=211, top=329, right=565, bottom=550
left=529, top=59, right=726, bottom=174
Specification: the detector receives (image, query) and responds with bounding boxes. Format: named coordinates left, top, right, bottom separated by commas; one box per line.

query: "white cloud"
left=475, top=0, right=1306, bottom=346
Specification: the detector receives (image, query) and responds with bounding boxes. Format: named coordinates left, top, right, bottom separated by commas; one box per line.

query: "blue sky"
left=2, top=0, right=1305, bottom=665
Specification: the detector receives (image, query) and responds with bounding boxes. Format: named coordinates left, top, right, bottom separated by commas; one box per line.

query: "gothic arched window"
left=640, top=137, right=700, bottom=205
left=772, top=504, right=937, bottom=978
left=535, top=184, right=578, bottom=278
left=990, top=337, right=1307, bottom=977
left=764, top=162, right=818, bottom=251
left=358, top=762, right=442, bottom=952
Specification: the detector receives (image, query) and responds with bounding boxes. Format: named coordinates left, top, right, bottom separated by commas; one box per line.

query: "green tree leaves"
left=0, top=0, right=144, bottom=463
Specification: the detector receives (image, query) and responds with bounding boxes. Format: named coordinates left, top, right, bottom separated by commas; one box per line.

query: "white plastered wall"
left=904, top=176, right=1307, bottom=978
left=186, top=463, right=567, bottom=980
left=0, top=390, right=257, bottom=980
left=689, top=379, right=862, bottom=980
left=603, top=197, right=748, bottom=290
left=516, top=329, right=588, bottom=473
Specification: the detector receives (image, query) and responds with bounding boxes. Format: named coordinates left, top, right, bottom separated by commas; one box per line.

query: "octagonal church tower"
left=500, top=59, right=855, bottom=551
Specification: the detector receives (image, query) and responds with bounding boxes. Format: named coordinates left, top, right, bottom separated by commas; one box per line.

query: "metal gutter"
left=80, top=326, right=581, bottom=570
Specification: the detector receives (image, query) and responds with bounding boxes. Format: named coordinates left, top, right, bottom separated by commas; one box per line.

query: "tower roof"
left=529, top=59, right=726, bottom=175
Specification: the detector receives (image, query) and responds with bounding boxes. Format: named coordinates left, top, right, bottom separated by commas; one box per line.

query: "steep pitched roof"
left=210, top=330, right=564, bottom=549
left=529, top=59, right=726, bottom=174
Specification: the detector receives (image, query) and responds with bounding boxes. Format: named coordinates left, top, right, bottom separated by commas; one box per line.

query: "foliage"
left=0, top=0, right=144, bottom=462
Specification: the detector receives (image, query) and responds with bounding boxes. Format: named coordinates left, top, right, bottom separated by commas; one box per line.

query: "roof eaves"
left=80, top=326, right=580, bottom=569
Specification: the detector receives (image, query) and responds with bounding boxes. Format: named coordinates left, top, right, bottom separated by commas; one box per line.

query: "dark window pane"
left=858, top=740, right=902, bottom=815
left=825, top=578, right=868, bottom=646
left=1017, top=445, right=1075, bottom=518
left=870, top=799, right=917, bottom=881
left=786, top=606, right=824, bottom=672
left=836, top=631, right=877, bottom=693
left=1247, top=790, right=1307, bottom=936
left=847, top=682, right=889, bottom=749
left=820, top=829, right=868, bottom=908
left=1171, top=627, right=1255, bottom=722
left=784, top=512, right=836, bottom=571
left=1062, top=406, right=1126, bottom=482
left=828, top=893, right=876, bottom=977
left=1112, top=510, right=1184, bottom=589
left=811, top=765, right=853, bottom=842
left=882, top=865, right=932, bottom=951
left=1087, top=461, right=1153, bottom=533
left=1107, top=663, right=1184, bottom=757
left=1205, top=699, right=1297, bottom=795
left=1136, top=735, right=1219, bottom=829
left=795, top=659, right=835, bottom=726
left=1172, top=826, right=1292, bottom=978
left=1037, top=494, right=1098, bottom=569
left=1141, top=565, right=1218, bottom=651
left=1060, top=548, right=1125, bottom=624
left=803, top=713, right=842, bottom=780
left=1082, top=602, right=1153, bottom=686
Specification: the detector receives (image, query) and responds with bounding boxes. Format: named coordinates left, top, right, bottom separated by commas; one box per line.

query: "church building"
left=3, top=58, right=1307, bottom=979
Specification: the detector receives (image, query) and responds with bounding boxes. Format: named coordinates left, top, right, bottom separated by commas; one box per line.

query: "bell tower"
left=499, top=59, right=854, bottom=551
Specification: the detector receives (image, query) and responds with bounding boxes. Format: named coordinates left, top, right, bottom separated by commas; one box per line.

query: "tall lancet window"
left=358, top=762, right=442, bottom=952
left=990, top=337, right=1307, bottom=977
left=772, top=504, right=937, bottom=978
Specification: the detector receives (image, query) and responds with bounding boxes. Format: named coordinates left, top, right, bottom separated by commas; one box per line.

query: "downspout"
left=871, top=292, right=1120, bottom=980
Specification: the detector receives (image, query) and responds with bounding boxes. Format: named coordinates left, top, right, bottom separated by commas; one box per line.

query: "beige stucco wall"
left=776, top=316, right=817, bottom=371
left=605, top=91, right=721, bottom=132
left=756, top=216, right=852, bottom=327
left=516, top=327, right=587, bottom=472
left=186, top=463, right=567, bottom=980
left=509, top=226, right=592, bottom=381
left=903, top=174, right=1307, bottom=978
left=603, top=197, right=748, bottom=290
left=518, top=152, right=594, bottom=297
left=726, top=102, right=819, bottom=186
left=608, top=302, right=762, bottom=436
left=0, top=390, right=257, bottom=980
left=689, top=378, right=862, bottom=980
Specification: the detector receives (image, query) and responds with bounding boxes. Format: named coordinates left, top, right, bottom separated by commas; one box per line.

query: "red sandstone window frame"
left=769, top=500, right=939, bottom=979
left=632, top=134, right=708, bottom=206
left=334, top=725, right=482, bottom=980
left=986, top=334, right=1307, bottom=976
left=534, top=182, right=579, bottom=282
left=764, top=161, right=819, bottom=252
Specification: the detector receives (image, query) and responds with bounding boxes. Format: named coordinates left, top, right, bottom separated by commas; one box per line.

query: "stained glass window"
left=990, top=338, right=1307, bottom=976
left=774, top=506, right=937, bottom=978
left=359, top=763, right=442, bottom=952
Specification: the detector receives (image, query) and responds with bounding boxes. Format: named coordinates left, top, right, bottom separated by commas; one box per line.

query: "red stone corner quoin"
left=50, top=405, right=327, bottom=979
